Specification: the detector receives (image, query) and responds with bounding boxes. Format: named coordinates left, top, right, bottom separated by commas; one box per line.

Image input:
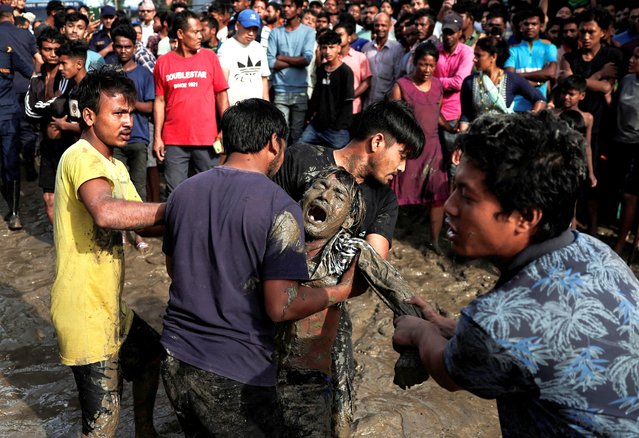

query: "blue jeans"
left=0, top=116, right=20, bottom=183
left=300, top=123, right=350, bottom=149
left=164, top=146, right=219, bottom=196
left=273, top=91, right=308, bottom=145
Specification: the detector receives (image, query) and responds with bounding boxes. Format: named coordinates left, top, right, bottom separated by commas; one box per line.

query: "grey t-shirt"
left=616, top=74, right=639, bottom=144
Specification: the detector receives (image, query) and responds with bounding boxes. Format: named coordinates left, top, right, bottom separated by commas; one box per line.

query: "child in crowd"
left=553, top=75, right=596, bottom=188
left=300, top=29, right=354, bottom=149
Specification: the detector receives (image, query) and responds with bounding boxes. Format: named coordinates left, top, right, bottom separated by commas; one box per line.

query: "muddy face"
left=302, top=176, right=354, bottom=240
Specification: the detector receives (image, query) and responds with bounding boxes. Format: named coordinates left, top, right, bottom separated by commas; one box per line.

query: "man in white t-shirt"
left=218, top=9, right=270, bottom=104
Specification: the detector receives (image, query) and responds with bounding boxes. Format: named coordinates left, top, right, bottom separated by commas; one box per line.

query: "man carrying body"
left=274, top=100, right=424, bottom=434
left=394, top=110, right=639, bottom=436
left=505, top=7, right=557, bottom=112
left=51, top=65, right=165, bottom=437
left=153, top=10, right=229, bottom=195
left=362, top=12, right=403, bottom=107
left=267, top=0, right=315, bottom=144
left=160, top=98, right=359, bottom=436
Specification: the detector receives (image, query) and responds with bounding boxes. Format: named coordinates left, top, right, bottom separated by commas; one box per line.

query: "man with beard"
left=505, top=7, right=557, bottom=112
left=267, top=0, right=315, bottom=144
left=261, top=1, right=283, bottom=48
left=159, top=98, right=359, bottom=436
left=274, top=99, right=424, bottom=436
left=357, top=2, right=378, bottom=41
left=63, top=12, right=105, bottom=71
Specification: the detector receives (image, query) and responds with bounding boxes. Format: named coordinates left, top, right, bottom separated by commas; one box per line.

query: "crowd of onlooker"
left=2, top=0, right=639, bottom=257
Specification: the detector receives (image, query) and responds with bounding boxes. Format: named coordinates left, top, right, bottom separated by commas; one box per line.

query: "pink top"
left=434, top=42, right=474, bottom=121
left=340, top=47, right=372, bottom=114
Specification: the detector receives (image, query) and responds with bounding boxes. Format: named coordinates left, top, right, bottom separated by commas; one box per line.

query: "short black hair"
left=76, top=65, right=137, bottom=128
left=476, top=36, right=510, bottom=68
left=576, top=7, right=612, bottom=30
left=221, top=98, right=288, bottom=155
left=519, top=6, right=545, bottom=23
left=65, top=11, right=89, bottom=26
left=171, top=9, right=199, bottom=38
left=14, top=16, right=28, bottom=27
left=412, top=41, right=439, bottom=65
left=351, top=100, right=424, bottom=160
left=53, top=10, right=67, bottom=30
left=413, top=8, right=434, bottom=24
left=37, top=26, right=65, bottom=48
left=560, top=74, right=587, bottom=93
left=458, top=111, right=586, bottom=242
left=111, top=23, right=137, bottom=44
left=452, top=1, right=476, bottom=19
left=56, top=40, right=88, bottom=62
left=201, top=16, right=219, bottom=31
left=559, top=110, right=586, bottom=136
left=334, top=20, right=355, bottom=35
left=209, top=2, right=229, bottom=15
left=317, top=29, right=341, bottom=45
left=267, top=1, right=282, bottom=13
left=292, top=0, right=305, bottom=9
left=46, top=0, right=63, bottom=15
left=317, top=11, right=330, bottom=20
left=171, top=1, right=188, bottom=11
left=302, top=8, right=319, bottom=18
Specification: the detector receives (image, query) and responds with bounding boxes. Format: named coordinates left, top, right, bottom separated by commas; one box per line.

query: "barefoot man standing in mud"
left=394, top=111, right=639, bottom=436
left=50, top=65, right=165, bottom=437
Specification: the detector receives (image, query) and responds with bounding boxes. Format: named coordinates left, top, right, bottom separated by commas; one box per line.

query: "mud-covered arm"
left=354, top=240, right=421, bottom=317
left=263, top=260, right=357, bottom=322
left=78, top=177, right=165, bottom=230
left=393, top=316, right=462, bottom=392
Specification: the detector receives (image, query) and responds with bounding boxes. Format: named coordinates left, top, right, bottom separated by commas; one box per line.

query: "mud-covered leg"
left=132, top=355, right=160, bottom=438
left=331, top=304, right=354, bottom=437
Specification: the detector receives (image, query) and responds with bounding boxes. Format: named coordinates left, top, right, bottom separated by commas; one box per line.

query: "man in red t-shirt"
left=153, top=10, right=229, bottom=195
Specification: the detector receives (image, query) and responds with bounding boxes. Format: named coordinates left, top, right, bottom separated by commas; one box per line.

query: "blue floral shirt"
left=444, top=230, right=639, bottom=437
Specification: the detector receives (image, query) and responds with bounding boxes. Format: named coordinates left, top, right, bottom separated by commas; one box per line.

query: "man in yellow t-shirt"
left=51, top=65, right=165, bottom=438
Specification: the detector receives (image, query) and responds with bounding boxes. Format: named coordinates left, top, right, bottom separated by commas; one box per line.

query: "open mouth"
left=308, top=204, right=327, bottom=224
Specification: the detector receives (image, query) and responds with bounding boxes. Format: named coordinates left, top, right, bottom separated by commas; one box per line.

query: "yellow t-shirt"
left=51, top=139, right=141, bottom=366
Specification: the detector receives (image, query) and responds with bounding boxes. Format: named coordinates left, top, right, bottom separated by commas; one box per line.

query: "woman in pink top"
left=391, top=41, right=448, bottom=252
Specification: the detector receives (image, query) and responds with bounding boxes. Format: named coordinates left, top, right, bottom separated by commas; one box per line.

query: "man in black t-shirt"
left=559, top=8, right=623, bottom=235
left=274, top=99, right=424, bottom=435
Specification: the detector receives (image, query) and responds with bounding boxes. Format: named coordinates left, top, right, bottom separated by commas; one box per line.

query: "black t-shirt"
left=309, top=63, right=354, bottom=131
left=273, top=143, right=398, bottom=245
left=564, top=45, right=623, bottom=134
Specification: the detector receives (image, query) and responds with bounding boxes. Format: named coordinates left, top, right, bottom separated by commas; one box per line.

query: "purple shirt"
left=161, top=167, right=309, bottom=386
left=434, top=42, right=474, bottom=121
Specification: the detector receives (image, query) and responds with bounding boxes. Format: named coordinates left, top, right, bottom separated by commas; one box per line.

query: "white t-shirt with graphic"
left=218, top=37, right=271, bottom=105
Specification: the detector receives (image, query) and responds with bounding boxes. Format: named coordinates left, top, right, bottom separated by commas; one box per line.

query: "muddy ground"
left=5, top=178, right=630, bottom=437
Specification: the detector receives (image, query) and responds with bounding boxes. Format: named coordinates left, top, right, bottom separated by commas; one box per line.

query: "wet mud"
left=0, top=182, right=551, bottom=437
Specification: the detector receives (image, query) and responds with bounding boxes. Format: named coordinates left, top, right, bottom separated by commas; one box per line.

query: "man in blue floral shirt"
left=394, top=111, right=639, bottom=437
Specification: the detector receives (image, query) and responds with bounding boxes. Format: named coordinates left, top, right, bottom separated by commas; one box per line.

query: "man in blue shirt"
left=505, top=7, right=557, bottom=112
left=0, top=5, right=35, bottom=230
left=394, top=111, right=639, bottom=437
left=267, top=0, right=315, bottom=144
